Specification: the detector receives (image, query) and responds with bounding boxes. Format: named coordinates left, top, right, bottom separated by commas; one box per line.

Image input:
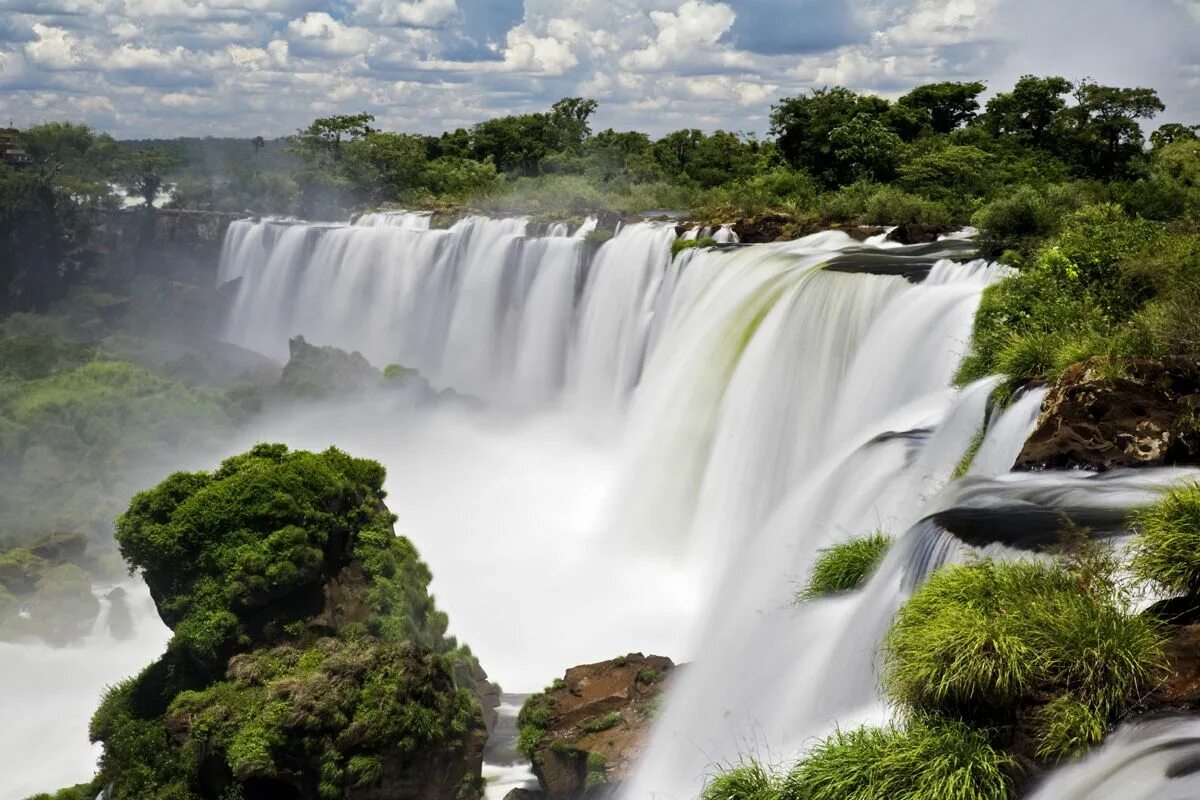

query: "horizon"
left=1, top=0, right=1197, bottom=140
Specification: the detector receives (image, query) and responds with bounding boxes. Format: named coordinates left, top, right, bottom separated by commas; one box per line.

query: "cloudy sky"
left=0, top=0, right=1197, bottom=139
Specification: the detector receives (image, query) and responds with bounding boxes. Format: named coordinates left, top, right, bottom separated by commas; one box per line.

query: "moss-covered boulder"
left=517, top=654, right=677, bottom=799
left=279, top=336, right=382, bottom=399
left=91, top=443, right=492, bottom=800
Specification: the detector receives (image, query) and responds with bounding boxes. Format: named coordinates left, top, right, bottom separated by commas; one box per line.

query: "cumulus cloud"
left=0, top=0, right=1194, bottom=138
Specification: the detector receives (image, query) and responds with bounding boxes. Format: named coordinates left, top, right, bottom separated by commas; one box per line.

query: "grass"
left=702, top=758, right=783, bottom=800
left=951, top=428, right=986, bottom=480
left=1031, top=695, right=1108, bottom=762
left=582, top=712, right=621, bottom=734
left=799, top=532, right=892, bottom=599
left=1130, top=481, right=1200, bottom=594
left=781, top=716, right=1018, bottom=800
left=882, top=558, right=1165, bottom=723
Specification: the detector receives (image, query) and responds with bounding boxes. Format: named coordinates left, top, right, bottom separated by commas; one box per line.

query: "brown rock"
left=521, top=654, right=678, bottom=799
left=732, top=214, right=794, bottom=243
left=840, top=225, right=887, bottom=242
left=885, top=223, right=955, bottom=245
left=1016, top=357, right=1200, bottom=472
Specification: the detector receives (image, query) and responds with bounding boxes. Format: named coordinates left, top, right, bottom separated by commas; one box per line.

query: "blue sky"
left=0, top=0, right=1197, bottom=139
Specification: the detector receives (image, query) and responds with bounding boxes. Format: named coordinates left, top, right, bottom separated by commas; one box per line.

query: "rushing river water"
left=4, top=213, right=1199, bottom=799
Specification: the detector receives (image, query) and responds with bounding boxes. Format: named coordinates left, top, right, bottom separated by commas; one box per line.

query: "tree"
left=121, top=147, right=179, bottom=206
left=548, top=97, right=599, bottom=151
left=770, top=87, right=890, bottom=186
left=981, top=75, right=1074, bottom=147
left=1151, top=123, right=1200, bottom=151
left=1057, top=80, right=1165, bottom=177
left=828, top=114, right=903, bottom=183
left=898, top=81, right=987, bottom=134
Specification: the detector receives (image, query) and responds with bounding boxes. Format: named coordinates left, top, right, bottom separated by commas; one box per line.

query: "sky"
left=0, top=0, right=1197, bottom=139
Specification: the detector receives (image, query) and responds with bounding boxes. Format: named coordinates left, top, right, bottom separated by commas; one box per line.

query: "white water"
left=6, top=211, right=1196, bottom=799
left=0, top=582, right=170, bottom=798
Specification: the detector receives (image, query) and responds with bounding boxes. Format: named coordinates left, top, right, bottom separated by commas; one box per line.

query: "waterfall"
left=69, top=212, right=1188, bottom=800
left=218, top=211, right=657, bottom=406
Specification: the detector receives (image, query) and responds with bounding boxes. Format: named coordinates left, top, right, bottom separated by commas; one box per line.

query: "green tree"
left=981, top=75, right=1074, bottom=147
left=121, top=147, right=179, bottom=206
left=1151, top=123, right=1200, bottom=150
left=770, top=87, right=890, bottom=186
left=1056, top=80, right=1165, bottom=177
left=898, top=80, right=987, bottom=134
left=828, top=113, right=903, bottom=183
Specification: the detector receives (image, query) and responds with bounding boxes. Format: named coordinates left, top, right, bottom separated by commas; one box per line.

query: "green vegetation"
left=517, top=689, right=554, bottom=759
left=883, top=558, right=1163, bottom=726
left=0, top=532, right=106, bottom=643
left=1130, top=481, right=1200, bottom=594
left=955, top=202, right=1200, bottom=387
left=636, top=667, right=664, bottom=685
left=702, top=758, right=782, bottom=800
left=800, top=532, right=892, bottom=599
left=88, top=444, right=483, bottom=800
left=582, top=712, right=622, bottom=734
left=672, top=236, right=719, bottom=257
left=782, top=716, right=1018, bottom=800
left=710, top=535, right=1171, bottom=797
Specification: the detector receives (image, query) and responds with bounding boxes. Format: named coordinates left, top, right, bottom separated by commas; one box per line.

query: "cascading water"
left=11, top=213, right=1195, bottom=800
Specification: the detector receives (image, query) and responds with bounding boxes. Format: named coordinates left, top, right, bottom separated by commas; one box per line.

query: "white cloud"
left=620, top=0, right=736, bottom=71
left=287, top=11, right=374, bottom=56
left=353, top=0, right=457, bottom=27
left=24, top=24, right=93, bottom=70
left=107, top=43, right=186, bottom=70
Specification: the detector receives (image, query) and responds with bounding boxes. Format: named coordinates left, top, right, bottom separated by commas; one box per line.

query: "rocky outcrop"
left=93, top=444, right=493, bottom=800
left=518, top=654, right=678, bottom=799
left=93, top=208, right=242, bottom=283
left=885, top=222, right=955, bottom=245
left=1016, top=357, right=1200, bottom=471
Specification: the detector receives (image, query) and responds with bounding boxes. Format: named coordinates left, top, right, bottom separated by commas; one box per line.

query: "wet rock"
left=1016, top=357, right=1200, bottom=472
left=840, top=225, right=888, bottom=242
left=732, top=213, right=794, bottom=243
left=503, top=789, right=545, bottom=800
left=885, top=223, right=955, bottom=245
left=519, top=654, right=678, bottom=799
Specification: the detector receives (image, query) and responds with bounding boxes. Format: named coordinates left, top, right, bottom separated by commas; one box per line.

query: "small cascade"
left=1026, top=716, right=1200, bottom=799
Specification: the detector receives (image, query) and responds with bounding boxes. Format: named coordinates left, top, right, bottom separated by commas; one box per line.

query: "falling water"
left=9, top=212, right=1190, bottom=799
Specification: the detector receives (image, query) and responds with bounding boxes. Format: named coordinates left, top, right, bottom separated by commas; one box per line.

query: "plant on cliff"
left=780, top=716, right=1018, bottom=800
left=955, top=204, right=1175, bottom=387
left=1129, top=481, right=1200, bottom=595
left=671, top=236, right=718, bottom=257
left=800, top=532, right=892, bottom=599
left=882, top=556, right=1164, bottom=751
left=91, top=443, right=484, bottom=800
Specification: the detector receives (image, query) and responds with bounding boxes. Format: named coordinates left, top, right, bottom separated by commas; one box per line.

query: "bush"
left=971, top=185, right=1076, bottom=258
left=800, top=532, right=892, bottom=599
left=1130, top=481, right=1200, bottom=594
left=956, top=205, right=1172, bottom=385
left=702, top=758, right=782, bottom=800
left=1030, top=695, right=1108, bottom=762
left=781, top=716, right=1018, bottom=800
left=862, top=186, right=953, bottom=227
left=882, top=558, right=1164, bottom=731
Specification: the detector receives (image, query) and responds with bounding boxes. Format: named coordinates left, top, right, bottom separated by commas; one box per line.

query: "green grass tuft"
left=1130, top=481, right=1200, bottom=595
left=1030, top=695, right=1108, bottom=762
left=781, top=716, right=1018, bottom=800
left=702, top=758, right=782, bottom=800
left=882, top=558, right=1165, bottom=721
left=800, top=532, right=892, bottom=599
left=672, top=236, right=719, bottom=257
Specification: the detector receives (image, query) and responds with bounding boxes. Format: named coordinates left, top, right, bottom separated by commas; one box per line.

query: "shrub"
left=971, top=185, right=1078, bottom=258
left=703, top=758, right=782, bottom=800
left=1130, top=481, right=1200, bottom=594
left=882, top=559, right=1164, bottom=728
left=781, top=716, right=1018, bottom=800
left=800, top=532, right=892, bottom=599
left=862, top=186, right=953, bottom=227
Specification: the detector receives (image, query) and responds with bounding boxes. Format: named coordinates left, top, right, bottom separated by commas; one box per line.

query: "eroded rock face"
left=519, top=654, right=678, bottom=799
left=1016, top=358, right=1200, bottom=472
